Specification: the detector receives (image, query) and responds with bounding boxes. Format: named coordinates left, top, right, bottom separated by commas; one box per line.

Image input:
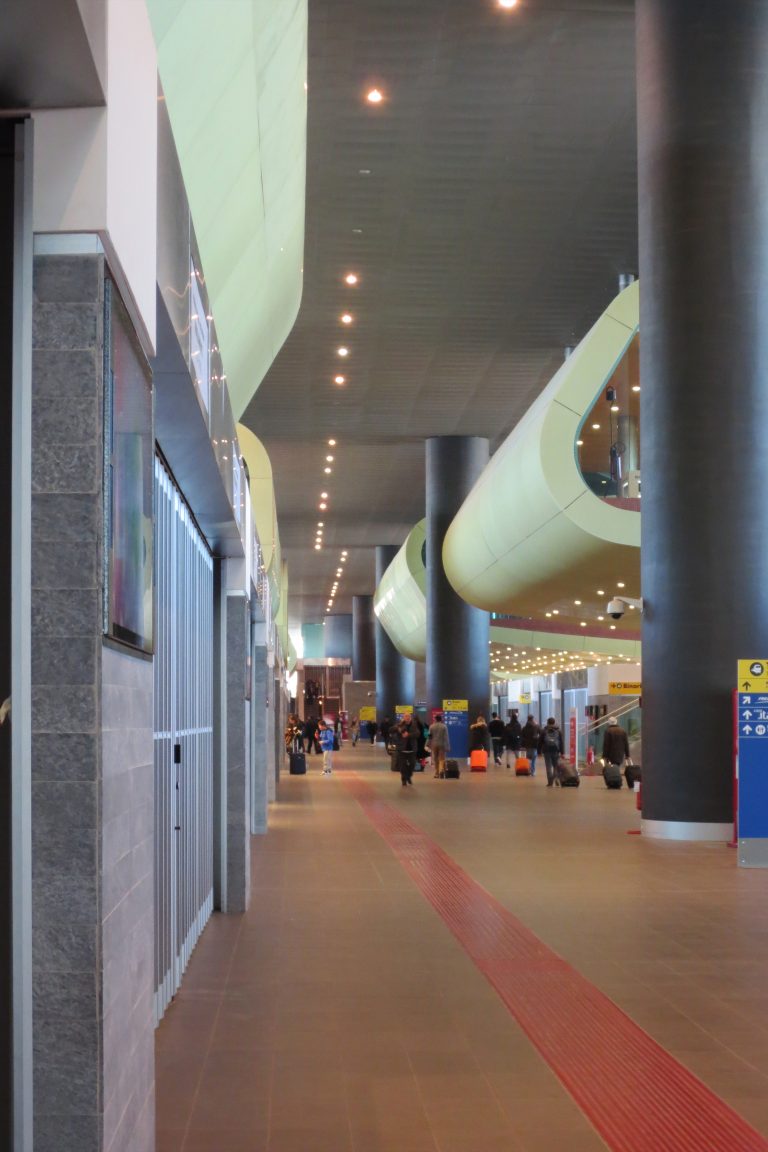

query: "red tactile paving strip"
left=343, top=773, right=768, bottom=1152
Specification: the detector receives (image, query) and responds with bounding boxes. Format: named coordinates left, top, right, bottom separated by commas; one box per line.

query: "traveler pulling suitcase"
left=556, top=756, right=580, bottom=788
left=289, top=752, right=306, bottom=776
left=602, top=762, right=623, bottom=789
left=444, top=759, right=461, bottom=779
left=515, top=757, right=531, bottom=777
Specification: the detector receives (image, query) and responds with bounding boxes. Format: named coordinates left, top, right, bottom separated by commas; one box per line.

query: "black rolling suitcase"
left=624, top=763, right=641, bottom=790
left=556, top=756, right=580, bottom=787
left=444, top=759, right=460, bottom=779
left=289, top=752, right=306, bottom=775
left=602, top=763, right=623, bottom=789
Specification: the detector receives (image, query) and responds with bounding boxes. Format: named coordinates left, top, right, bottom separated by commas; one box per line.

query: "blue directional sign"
left=737, top=691, right=768, bottom=839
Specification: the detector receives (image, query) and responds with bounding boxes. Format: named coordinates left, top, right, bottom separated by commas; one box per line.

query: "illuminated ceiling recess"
left=443, top=281, right=641, bottom=617
left=147, top=0, right=308, bottom=419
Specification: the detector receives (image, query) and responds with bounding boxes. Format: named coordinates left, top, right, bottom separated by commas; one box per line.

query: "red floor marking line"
left=343, top=773, right=768, bottom=1152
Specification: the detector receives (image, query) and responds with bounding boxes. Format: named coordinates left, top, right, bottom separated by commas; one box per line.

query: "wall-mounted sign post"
left=737, top=660, right=768, bottom=867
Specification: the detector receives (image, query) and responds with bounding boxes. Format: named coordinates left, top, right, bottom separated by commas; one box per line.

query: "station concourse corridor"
left=156, top=744, right=768, bottom=1152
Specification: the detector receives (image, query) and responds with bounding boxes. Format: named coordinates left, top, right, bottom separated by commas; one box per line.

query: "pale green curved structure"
left=373, top=521, right=427, bottom=662
left=238, top=424, right=282, bottom=615
left=148, top=0, right=307, bottom=418
left=443, top=282, right=640, bottom=615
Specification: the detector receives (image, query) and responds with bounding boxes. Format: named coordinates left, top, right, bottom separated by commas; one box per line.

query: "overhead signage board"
left=442, top=699, right=469, bottom=759
left=519, top=692, right=532, bottom=704
left=395, top=704, right=413, bottom=721
left=737, top=659, right=768, bottom=866
left=608, top=681, right=642, bottom=696
left=737, top=659, right=768, bottom=693
left=359, top=705, right=376, bottom=723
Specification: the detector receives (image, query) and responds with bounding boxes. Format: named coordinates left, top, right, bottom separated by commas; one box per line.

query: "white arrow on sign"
left=743, top=710, right=754, bottom=720
left=743, top=725, right=754, bottom=735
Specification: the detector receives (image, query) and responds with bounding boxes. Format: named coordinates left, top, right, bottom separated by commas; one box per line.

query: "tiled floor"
left=156, top=746, right=768, bottom=1152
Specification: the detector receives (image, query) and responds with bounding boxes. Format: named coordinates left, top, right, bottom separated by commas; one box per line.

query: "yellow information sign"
left=443, top=699, right=468, bottom=711
left=395, top=704, right=413, bottom=718
left=738, top=660, right=768, bottom=693
left=608, top=681, right=642, bottom=696
left=359, top=705, right=376, bottom=722
left=519, top=692, right=532, bottom=704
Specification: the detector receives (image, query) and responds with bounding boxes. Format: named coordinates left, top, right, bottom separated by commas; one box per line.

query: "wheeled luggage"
left=289, top=752, right=306, bottom=775
left=557, top=757, right=580, bottom=787
left=624, top=762, right=642, bottom=790
left=444, top=759, right=461, bottom=779
left=387, top=744, right=400, bottom=772
left=470, top=749, right=488, bottom=772
left=515, top=757, right=531, bottom=777
left=603, top=762, right=623, bottom=789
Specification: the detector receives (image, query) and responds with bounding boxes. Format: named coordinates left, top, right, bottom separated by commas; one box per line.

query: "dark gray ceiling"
left=244, top=0, right=638, bottom=629
left=0, top=0, right=104, bottom=109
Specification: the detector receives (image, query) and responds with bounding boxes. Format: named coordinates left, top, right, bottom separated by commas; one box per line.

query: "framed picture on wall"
left=103, top=279, right=154, bottom=654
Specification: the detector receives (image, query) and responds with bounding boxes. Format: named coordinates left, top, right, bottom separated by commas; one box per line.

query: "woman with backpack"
left=538, top=717, right=563, bottom=787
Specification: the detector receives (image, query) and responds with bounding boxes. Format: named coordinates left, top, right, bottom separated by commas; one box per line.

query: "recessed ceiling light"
left=611, top=405, right=620, bottom=412
left=598, top=615, right=605, bottom=621
left=632, top=385, right=641, bottom=392
left=321, top=492, right=328, bottom=499
left=345, top=273, right=358, bottom=285
left=610, top=624, right=617, bottom=630
left=319, top=502, right=327, bottom=510
left=337, top=347, right=349, bottom=357
left=326, top=455, right=334, bottom=462
left=328, top=440, right=336, bottom=447
left=576, top=439, right=584, bottom=446
left=358, top=169, right=372, bottom=176
left=366, top=88, right=383, bottom=104
left=574, top=600, right=581, bottom=606
left=498, top=0, right=518, bottom=7
left=592, top=423, right=601, bottom=430
left=597, top=589, right=605, bottom=595
left=318, top=521, right=324, bottom=527
left=552, top=610, right=559, bottom=615
left=546, top=612, right=552, bottom=618
left=341, top=550, right=348, bottom=556
left=334, top=375, right=345, bottom=385
left=580, top=622, right=587, bottom=627
left=324, top=467, right=332, bottom=474
left=341, top=314, right=353, bottom=324
left=315, top=544, right=321, bottom=551
left=617, top=582, right=625, bottom=588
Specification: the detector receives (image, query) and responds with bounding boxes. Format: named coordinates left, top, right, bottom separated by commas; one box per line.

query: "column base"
left=641, top=819, right=733, bottom=842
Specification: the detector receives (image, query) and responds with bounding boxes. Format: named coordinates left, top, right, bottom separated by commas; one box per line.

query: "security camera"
left=607, top=595, right=644, bottom=620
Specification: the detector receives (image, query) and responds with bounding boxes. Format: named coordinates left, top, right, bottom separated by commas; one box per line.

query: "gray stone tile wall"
left=226, top=594, right=250, bottom=913
left=31, top=254, right=154, bottom=1152
left=251, top=643, right=269, bottom=834
left=101, top=645, right=154, bottom=1152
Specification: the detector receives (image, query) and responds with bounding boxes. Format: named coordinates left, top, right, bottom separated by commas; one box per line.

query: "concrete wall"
left=31, top=251, right=154, bottom=1152
left=101, top=646, right=154, bottom=1152
left=225, top=594, right=250, bottom=912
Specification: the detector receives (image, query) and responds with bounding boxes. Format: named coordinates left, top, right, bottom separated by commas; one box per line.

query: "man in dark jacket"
left=520, top=715, right=540, bottom=776
left=304, top=716, right=318, bottom=755
left=488, top=712, right=505, bottom=765
left=503, top=711, right=522, bottom=769
left=538, top=717, right=564, bottom=787
left=397, top=716, right=419, bottom=786
left=602, top=717, right=630, bottom=766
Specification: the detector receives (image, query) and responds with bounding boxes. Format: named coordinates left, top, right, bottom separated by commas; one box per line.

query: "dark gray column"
left=426, top=437, right=490, bottom=720
left=324, top=613, right=352, bottom=660
left=352, top=595, right=376, bottom=681
left=375, top=546, right=415, bottom=723
left=637, top=2, right=768, bottom=838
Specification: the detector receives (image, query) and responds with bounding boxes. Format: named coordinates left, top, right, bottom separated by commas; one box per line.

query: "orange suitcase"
left=470, top=749, right=488, bottom=772
left=515, top=757, right=531, bottom=776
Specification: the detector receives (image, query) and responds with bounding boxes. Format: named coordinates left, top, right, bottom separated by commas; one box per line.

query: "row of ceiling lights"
left=541, top=582, right=634, bottom=630
left=575, top=387, right=640, bottom=447
left=327, top=551, right=348, bottom=611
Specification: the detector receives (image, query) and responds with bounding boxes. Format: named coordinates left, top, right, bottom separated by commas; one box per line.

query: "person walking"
left=503, top=711, right=522, bottom=769
left=538, top=717, right=564, bottom=787
left=428, top=712, right=450, bottom=778
left=520, top=715, right=541, bottom=776
left=602, top=716, right=630, bottom=767
left=469, top=715, right=493, bottom=763
left=367, top=719, right=377, bottom=745
left=304, top=716, right=318, bottom=755
left=318, top=720, right=335, bottom=775
left=397, top=716, right=419, bottom=786
left=350, top=716, right=360, bottom=746
left=488, top=712, right=505, bottom=765
left=379, top=716, right=391, bottom=747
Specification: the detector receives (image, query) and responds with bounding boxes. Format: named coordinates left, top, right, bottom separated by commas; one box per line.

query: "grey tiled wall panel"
left=226, top=595, right=250, bottom=913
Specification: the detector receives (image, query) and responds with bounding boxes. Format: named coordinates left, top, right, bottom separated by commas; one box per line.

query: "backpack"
left=544, top=726, right=559, bottom=750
